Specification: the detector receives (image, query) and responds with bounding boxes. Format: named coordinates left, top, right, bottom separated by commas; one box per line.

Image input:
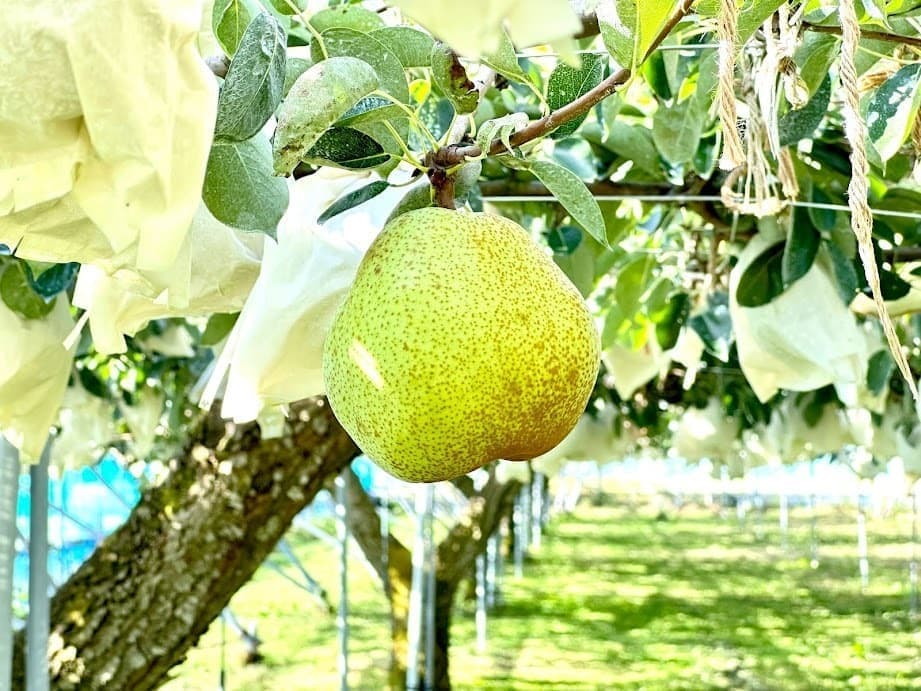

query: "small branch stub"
left=426, top=147, right=464, bottom=209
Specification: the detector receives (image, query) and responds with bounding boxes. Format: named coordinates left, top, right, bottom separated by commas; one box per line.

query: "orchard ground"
left=164, top=496, right=921, bottom=690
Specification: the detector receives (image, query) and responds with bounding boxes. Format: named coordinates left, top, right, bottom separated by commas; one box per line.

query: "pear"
left=322, top=207, right=600, bottom=483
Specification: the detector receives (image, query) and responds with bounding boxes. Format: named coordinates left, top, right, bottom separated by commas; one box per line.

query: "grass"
left=163, top=497, right=921, bottom=690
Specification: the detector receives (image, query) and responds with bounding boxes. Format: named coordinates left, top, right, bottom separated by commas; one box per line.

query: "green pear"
left=322, top=207, right=600, bottom=483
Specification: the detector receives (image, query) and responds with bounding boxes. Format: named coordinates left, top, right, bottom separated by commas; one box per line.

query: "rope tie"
left=839, top=0, right=919, bottom=400
left=717, top=0, right=745, bottom=170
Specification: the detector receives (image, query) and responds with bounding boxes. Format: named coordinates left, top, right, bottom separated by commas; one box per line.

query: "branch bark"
left=802, top=21, right=921, bottom=49
left=345, top=474, right=519, bottom=690
left=12, top=397, right=359, bottom=691
left=434, top=0, right=695, bottom=167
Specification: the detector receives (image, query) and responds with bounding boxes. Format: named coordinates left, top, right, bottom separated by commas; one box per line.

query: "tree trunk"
left=344, top=470, right=519, bottom=690
left=12, top=397, right=358, bottom=691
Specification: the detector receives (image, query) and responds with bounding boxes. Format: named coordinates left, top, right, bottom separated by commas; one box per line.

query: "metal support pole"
left=0, top=437, right=20, bottom=691
left=335, top=472, right=349, bottom=691
left=736, top=496, right=747, bottom=529
left=485, top=531, right=498, bottom=609
left=475, top=553, right=487, bottom=653
left=910, top=485, right=919, bottom=618
left=857, top=501, right=869, bottom=591
left=495, top=519, right=506, bottom=605
left=810, top=461, right=819, bottom=569
left=219, top=609, right=226, bottom=691
left=406, top=485, right=432, bottom=691
left=423, top=485, right=435, bottom=690
left=779, top=491, right=789, bottom=552
left=531, top=472, right=543, bottom=550
left=521, top=484, right=532, bottom=551
left=380, top=483, right=391, bottom=601
left=513, top=493, right=525, bottom=579
left=27, top=438, right=52, bottom=691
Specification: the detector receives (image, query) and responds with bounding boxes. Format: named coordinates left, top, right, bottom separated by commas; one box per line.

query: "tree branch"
left=435, top=0, right=696, bottom=167
left=13, top=397, right=358, bottom=691
left=343, top=469, right=411, bottom=587
left=435, top=477, right=519, bottom=588
left=802, top=22, right=921, bottom=49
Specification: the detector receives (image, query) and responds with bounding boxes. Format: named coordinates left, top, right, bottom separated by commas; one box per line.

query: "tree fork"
left=12, top=397, right=359, bottom=691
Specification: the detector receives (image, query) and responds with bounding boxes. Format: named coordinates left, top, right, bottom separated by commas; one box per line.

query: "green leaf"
left=318, top=180, right=390, bottom=224
left=643, top=50, right=672, bottom=100
left=778, top=73, right=832, bottom=147
left=652, top=96, right=706, bottom=165
left=205, top=134, right=289, bottom=235
left=782, top=209, right=820, bottom=288
left=370, top=27, right=435, bottom=68
left=553, top=234, right=597, bottom=298
left=530, top=160, right=607, bottom=247
left=304, top=128, right=390, bottom=169
left=547, top=54, right=603, bottom=139
left=545, top=225, right=582, bottom=255
left=201, top=313, right=240, bottom=346
left=696, top=0, right=785, bottom=44
left=214, top=12, right=286, bottom=142
left=689, top=292, right=732, bottom=361
left=867, top=349, right=894, bottom=394
left=310, top=5, right=385, bottom=33
left=314, top=28, right=409, bottom=103
left=337, top=96, right=405, bottom=127
left=825, top=240, right=860, bottom=304
left=273, top=57, right=379, bottom=175
left=0, top=263, right=55, bottom=320
left=283, top=57, right=311, bottom=97
left=794, top=33, right=838, bottom=96
left=736, top=240, right=785, bottom=308
left=808, top=186, right=838, bottom=233
left=476, top=113, right=528, bottom=153
left=867, top=63, right=921, bottom=164
left=385, top=183, right=432, bottom=224
left=22, top=261, right=78, bottom=298
left=481, top=31, right=531, bottom=85
left=615, top=255, right=655, bottom=316
left=652, top=292, right=690, bottom=350
left=431, top=43, right=478, bottom=114
left=588, top=121, right=662, bottom=177
left=597, top=0, right=680, bottom=69
left=261, top=0, right=305, bottom=15
left=875, top=268, right=913, bottom=300
left=212, top=0, right=260, bottom=57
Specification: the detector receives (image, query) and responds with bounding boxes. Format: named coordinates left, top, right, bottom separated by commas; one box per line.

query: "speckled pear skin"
left=322, top=208, right=600, bottom=483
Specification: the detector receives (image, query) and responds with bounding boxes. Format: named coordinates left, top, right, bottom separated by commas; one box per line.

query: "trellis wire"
left=483, top=194, right=921, bottom=222
left=516, top=44, right=720, bottom=58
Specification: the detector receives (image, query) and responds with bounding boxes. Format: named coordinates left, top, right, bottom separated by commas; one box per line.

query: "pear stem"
left=427, top=157, right=457, bottom=209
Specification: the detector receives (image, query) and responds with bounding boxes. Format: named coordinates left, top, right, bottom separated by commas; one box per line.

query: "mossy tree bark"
left=343, top=470, right=519, bottom=690
left=11, top=397, right=358, bottom=691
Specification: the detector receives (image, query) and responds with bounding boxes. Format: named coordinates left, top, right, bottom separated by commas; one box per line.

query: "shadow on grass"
left=464, top=506, right=919, bottom=690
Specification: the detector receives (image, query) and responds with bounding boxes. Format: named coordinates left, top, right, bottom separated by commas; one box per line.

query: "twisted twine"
left=718, top=0, right=746, bottom=170
left=839, top=0, right=919, bottom=400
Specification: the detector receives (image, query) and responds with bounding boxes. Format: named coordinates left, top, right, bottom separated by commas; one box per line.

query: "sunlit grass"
left=165, top=498, right=921, bottom=690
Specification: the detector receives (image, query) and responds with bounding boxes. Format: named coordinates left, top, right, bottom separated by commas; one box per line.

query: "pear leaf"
left=318, top=180, right=390, bottom=224
left=205, top=134, right=289, bottom=235
left=214, top=12, right=287, bottom=142
left=530, top=160, right=607, bottom=248
left=273, top=57, right=379, bottom=175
